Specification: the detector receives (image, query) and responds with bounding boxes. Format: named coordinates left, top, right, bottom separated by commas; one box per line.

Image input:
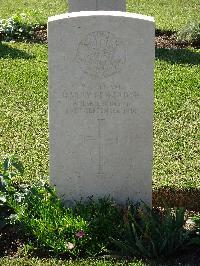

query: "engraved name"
left=62, top=84, right=139, bottom=115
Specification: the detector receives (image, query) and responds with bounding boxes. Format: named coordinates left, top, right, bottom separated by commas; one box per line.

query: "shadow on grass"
left=156, top=48, right=200, bottom=65
left=155, top=28, right=176, bottom=37
left=147, top=247, right=200, bottom=266
left=0, top=42, right=34, bottom=59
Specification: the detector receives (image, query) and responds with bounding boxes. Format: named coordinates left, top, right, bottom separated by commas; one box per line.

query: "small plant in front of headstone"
left=12, top=181, right=90, bottom=257
left=0, top=13, right=34, bottom=42
left=0, top=155, right=123, bottom=257
left=0, top=155, right=87, bottom=257
left=4, top=181, right=124, bottom=257
left=111, top=202, right=191, bottom=258
left=0, top=154, right=24, bottom=230
left=176, top=21, right=200, bottom=45
left=2, top=156, right=199, bottom=258
left=74, top=197, right=124, bottom=256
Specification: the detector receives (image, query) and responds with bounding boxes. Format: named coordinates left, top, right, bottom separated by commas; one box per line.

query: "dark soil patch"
left=32, top=25, right=47, bottom=44
left=146, top=247, right=200, bottom=265
left=0, top=225, right=27, bottom=257
left=155, top=34, right=189, bottom=49
left=33, top=27, right=199, bottom=49
left=153, top=188, right=200, bottom=211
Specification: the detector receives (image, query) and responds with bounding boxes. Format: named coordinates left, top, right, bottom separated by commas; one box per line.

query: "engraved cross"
left=84, top=119, right=118, bottom=175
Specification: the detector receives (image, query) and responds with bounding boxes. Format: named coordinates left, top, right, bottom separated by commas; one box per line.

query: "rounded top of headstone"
left=68, top=0, right=126, bottom=12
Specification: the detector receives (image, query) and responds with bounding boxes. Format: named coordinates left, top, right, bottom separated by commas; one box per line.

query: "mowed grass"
left=0, top=0, right=199, bottom=31
left=154, top=48, right=200, bottom=189
left=0, top=0, right=67, bottom=25
left=0, top=42, right=199, bottom=189
left=0, top=258, right=143, bottom=266
left=0, top=43, right=48, bottom=183
left=1, top=256, right=200, bottom=266
left=1, top=253, right=200, bottom=266
left=127, top=0, right=200, bottom=31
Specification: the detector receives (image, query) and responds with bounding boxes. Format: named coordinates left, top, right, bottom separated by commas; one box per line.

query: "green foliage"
left=0, top=154, right=24, bottom=229
left=0, top=156, right=123, bottom=257
left=74, top=197, right=124, bottom=255
left=10, top=182, right=89, bottom=257
left=0, top=13, right=34, bottom=41
left=112, top=203, right=190, bottom=258
left=192, top=215, right=200, bottom=231
left=0, top=156, right=86, bottom=256
left=177, top=22, right=200, bottom=44
left=8, top=185, right=124, bottom=256
left=0, top=158, right=89, bottom=257
left=1, top=155, right=200, bottom=259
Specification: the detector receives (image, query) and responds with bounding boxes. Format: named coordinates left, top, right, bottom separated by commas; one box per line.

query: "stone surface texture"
left=68, top=0, right=126, bottom=12
left=48, top=11, right=155, bottom=206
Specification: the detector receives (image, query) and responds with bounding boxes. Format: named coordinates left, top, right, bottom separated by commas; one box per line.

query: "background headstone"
left=68, top=0, right=126, bottom=12
left=48, top=11, right=155, bottom=206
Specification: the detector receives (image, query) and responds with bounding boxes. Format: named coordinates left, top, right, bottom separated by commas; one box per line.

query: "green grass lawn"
left=154, top=48, right=200, bottom=189
left=127, top=0, right=200, bottom=31
left=0, top=257, right=143, bottom=266
left=0, top=43, right=48, bottom=183
left=0, top=0, right=67, bottom=25
left=0, top=42, right=199, bottom=189
left=0, top=256, right=199, bottom=266
left=0, top=0, right=199, bottom=31
left=1, top=252, right=200, bottom=265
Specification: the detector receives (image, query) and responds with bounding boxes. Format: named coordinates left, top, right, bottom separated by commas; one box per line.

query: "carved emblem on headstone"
left=76, top=31, right=126, bottom=78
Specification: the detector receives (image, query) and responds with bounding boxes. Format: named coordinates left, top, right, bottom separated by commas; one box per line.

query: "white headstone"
left=48, top=11, right=155, bottom=206
left=68, top=0, right=126, bottom=12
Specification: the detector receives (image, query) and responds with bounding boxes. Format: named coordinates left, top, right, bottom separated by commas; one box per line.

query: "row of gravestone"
left=48, top=0, right=155, bottom=206
left=68, top=0, right=126, bottom=12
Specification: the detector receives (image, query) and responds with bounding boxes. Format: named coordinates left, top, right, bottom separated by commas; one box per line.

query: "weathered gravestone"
left=68, top=0, right=126, bottom=12
left=48, top=6, right=155, bottom=206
